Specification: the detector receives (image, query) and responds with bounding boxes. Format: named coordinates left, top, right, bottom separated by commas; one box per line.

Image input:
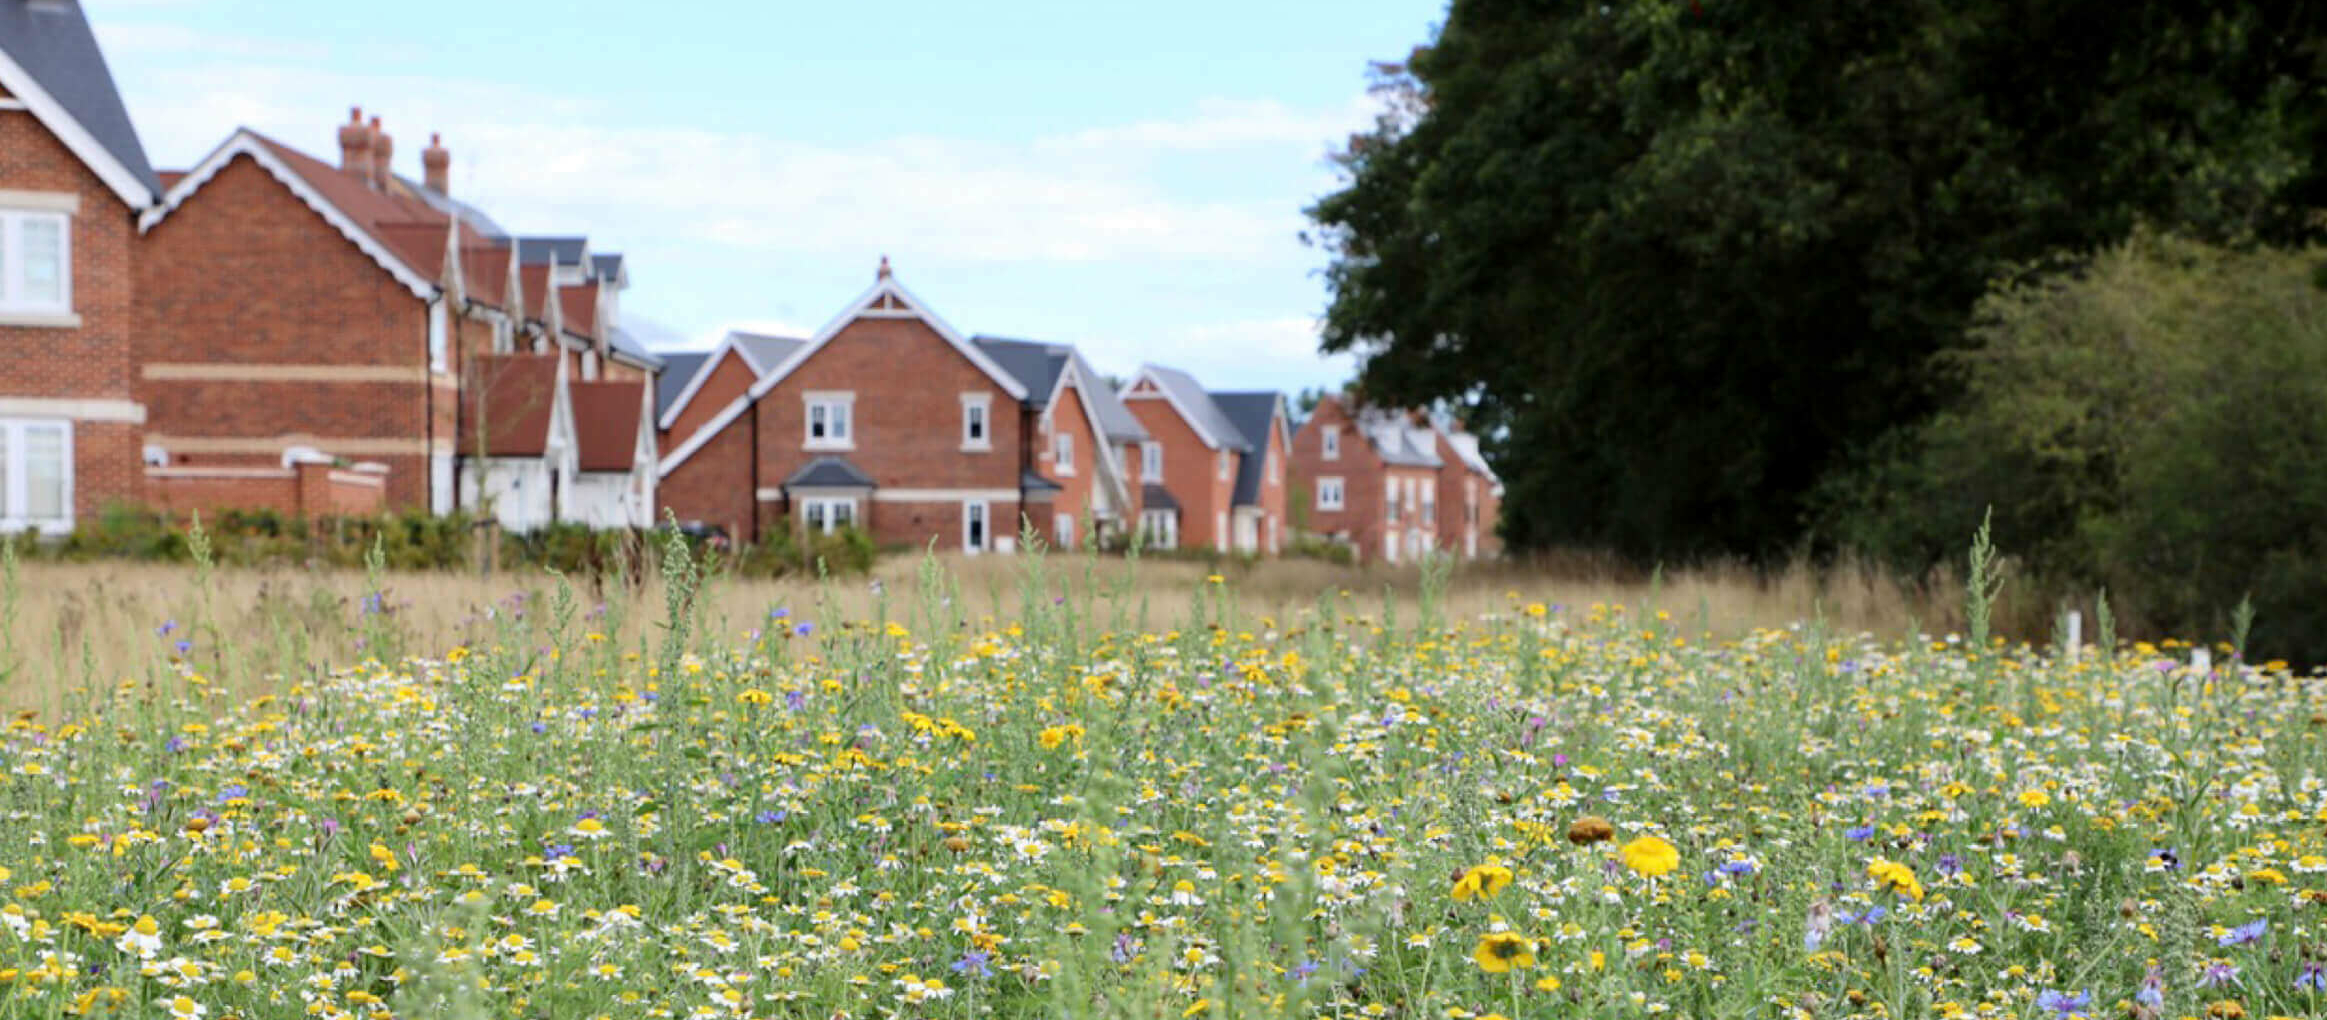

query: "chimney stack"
left=338, top=107, right=369, bottom=174
left=368, top=116, right=392, bottom=191
left=422, top=132, right=451, bottom=194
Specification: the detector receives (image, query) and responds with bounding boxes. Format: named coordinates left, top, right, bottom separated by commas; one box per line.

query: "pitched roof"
left=570, top=380, right=647, bottom=472
left=459, top=355, right=561, bottom=457
left=730, top=331, right=806, bottom=372
left=1440, top=427, right=1497, bottom=482
left=589, top=253, right=625, bottom=284
left=1210, top=391, right=1285, bottom=507
left=784, top=456, right=875, bottom=489
left=974, top=338, right=1071, bottom=406
left=515, top=236, right=588, bottom=266
left=1355, top=408, right=1442, bottom=467
left=1127, top=365, right=1250, bottom=452
left=390, top=173, right=509, bottom=239
left=1021, top=471, right=1062, bottom=495
left=653, top=352, right=710, bottom=420
left=0, top=0, right=159, bottom=206
left=1140, top=483, right=1179, bottom=512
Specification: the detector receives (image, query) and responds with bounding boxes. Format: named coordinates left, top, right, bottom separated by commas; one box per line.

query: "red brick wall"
left=0, top=106, right=144, bottom=518
left=145, top=463, right=385, bottom=518
left=662, top=349, right=754, bottom=453
left=658, top=405, right=757, bottom=542
left=1041, top=383, right=1099, bottom=541
left=1256, top=413, right=1289, bottom=554
left=136, top=153, right=434, bottom=508
left=1291, top=397, right=1383, bottom=561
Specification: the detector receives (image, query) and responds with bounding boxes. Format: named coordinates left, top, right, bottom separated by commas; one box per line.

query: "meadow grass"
left=1, top=536, right=2320, bottom=1019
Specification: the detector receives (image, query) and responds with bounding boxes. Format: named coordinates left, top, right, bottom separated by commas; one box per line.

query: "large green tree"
left=1309, top=0, right=2327, bottom=561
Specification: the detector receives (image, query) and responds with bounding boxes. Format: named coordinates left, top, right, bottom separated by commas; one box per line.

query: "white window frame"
left=963, top=499, right=990, bottom=554
left=1052, top=429, right=1074, bottom=475
left=1385, top=477, right=1400, bottom=523
left=0, top=208, right=73, bottom=320
left=1053, top=511, right=1074, bottom=549
left=1216, top=449, right=1230, bottom=482
left=960, top=393, right=992, bottom=452
left=0, top=418, right=73, bottom=535
left=804, top=392, right=855, bottom=450
left=1141, top=441, right=1161, bottom=480
left=1140, top=509, right=1177, bottom=550
left=1422, top=479, right=1437, bottom=522
left=579, top=348, right=600, bottom=381
left=1265, top=447, right=1280, bottom=486
left=1316, top=476, right=1344, bottom=511
left=1321, top=426, right=1340, bottom=461
left=428, top=300, right=449, bottom=373
left=800, top=496, right=858, bottom=535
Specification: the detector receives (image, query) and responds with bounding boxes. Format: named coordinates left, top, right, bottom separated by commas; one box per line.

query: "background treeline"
left=1308, top=0, right=2327, bottom=659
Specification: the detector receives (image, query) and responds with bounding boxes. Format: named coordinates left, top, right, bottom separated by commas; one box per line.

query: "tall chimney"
left=368, top=116, right=392, bottom=191
left=338, top=106, right=369, bottom=173
left=422, top=132, right=451, bottom=194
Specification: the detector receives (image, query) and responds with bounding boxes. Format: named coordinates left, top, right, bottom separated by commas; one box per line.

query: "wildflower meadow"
left=2, top=528, right=2324, bottom=1020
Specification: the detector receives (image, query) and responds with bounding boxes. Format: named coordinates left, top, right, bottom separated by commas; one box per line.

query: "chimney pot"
left=369, top=118, right=393, bottom=192
left=338, top=106, right=370, bottom=173
left=876, top=254, right=892, bottom=280
left=422, top=132, right=451, bottom=194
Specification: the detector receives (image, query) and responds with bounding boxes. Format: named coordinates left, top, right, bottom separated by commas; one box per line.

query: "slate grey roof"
left=605, top=325, right=663, bottom=370
left=1356, top=409, right=1443, bottom=467
left=973, top=337, right=1069, bottom=406
left=784, top=456, right=874, bottom=490
left=1140, top=483, right=1179, bottom=512
left=589, top=253, right=625, bottom=285
left=393, top=174, right=509, bottom=239
left=972, top=337, right=1147, bottom=443
left=728, top=331, right=805, bottom=373
left=0, top=0, right=160, bottom=200
left=514, top=236, right=588, bottom=266
left=1021, top=471, right=1062, bottom=495
left=1137, top=365, right=1249, bottom=451
left=1442, top=428, right=1497, bottom=481
left=1209, top=391, right=1284, bottom=508
left=654, top=352, right=710, bottom=420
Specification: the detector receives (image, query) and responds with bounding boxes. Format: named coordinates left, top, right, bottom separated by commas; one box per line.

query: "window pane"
left=809, top=405, right=827, bottom=438
left=834, top=501, right=853, bottom=528
left=21, top=218, right=62, bottom=305
left=967, top=504, right=985, bottom=547
left=832, top=404, right=850, bottom=440
left=26, top=425, right=65, bottom=519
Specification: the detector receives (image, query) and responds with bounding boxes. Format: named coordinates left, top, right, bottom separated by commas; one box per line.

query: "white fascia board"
left=655, top=340, right=744, bottom=431
left=141, top=131, right=436, bottom=301
left=0, top=49, right=154, bottom=210
left=1124, top=365, right=1223, bottom=449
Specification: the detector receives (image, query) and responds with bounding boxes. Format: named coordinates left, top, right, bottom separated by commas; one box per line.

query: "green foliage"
left=1828, top=232, right=2327, bottom=663
left=1308, top=0, right=2327, bottom=562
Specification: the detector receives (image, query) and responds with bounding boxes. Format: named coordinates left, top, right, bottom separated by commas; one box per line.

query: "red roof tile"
left=458, top=354, right=560, bottom=457
left=570, top=380, right=646, bottom=472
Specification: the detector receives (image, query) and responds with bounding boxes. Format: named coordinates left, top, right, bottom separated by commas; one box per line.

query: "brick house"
left=657, top=261, right=1147, bottom=551
left=134, top=108, right=659, bottom=526
left=1430, top=421, right=1502, bottom=559
left=0, top=0, right=160, bottom=534
left=972, top=337, right=1148, bottom=550
left=1290, top=394, right=1455, bottom=564
left=1117, top=366, right=1288, bottom=554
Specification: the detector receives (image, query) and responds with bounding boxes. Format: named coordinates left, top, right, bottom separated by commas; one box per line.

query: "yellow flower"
left=2017, top=788, right=2051, bottom=808
left=1039, top=724, right=1084, bottom=750
left=1472, top=931, right=1536, bottom=973
left=1184, top=999, right=1211, bottom=1017
left=738, top=688, right=773, bottom=707
left=1867, top=858, right=1926, bottom=902
left=1619, top=835, right=1680, bottom=877
left=1567, top=815, right=1616, bottom=844
left=1451, top=862, right=1514, bottom=901
left=1534, top=974, right=1562, bottom=992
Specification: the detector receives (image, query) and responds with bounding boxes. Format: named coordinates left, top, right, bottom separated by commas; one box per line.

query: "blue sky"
left=88, top=0, right=1445, bottom=392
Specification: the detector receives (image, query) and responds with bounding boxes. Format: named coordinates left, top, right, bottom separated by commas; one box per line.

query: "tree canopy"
left=1308, top=0, right=2327, bottom=562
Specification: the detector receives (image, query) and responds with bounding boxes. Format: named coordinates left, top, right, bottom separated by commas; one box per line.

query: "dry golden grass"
left=0, top=550, right=1963, bottom=711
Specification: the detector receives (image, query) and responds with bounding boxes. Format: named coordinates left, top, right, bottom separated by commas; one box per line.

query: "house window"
left=0, top=419, right=71, bottom=533
left=1385, top=478, right=1400, bottom=522
left=1316, top=476, right=1344, bottom=511
left=801, top=497, right=857, bottom=534
left=1321, top=426, right=1340, bottom=461
left=961, top=393, right=991, bottom=451
left=1142, top=441, right=1161, bottom=479
left=492, top=318, right=514, bottom=354
left=1214, top=511, right=1227, bottom=552
left=1140, top=509, right=1177, bottom=550
left=1422, top=479, right=1436, bottom=522
left=1216, top=449, right=1230, bottom=482
left=1054, top=511, right=1074, bottom=549
left=805, top=392, right=854, bottom=449
left=1052, top=430, right=1074, bottom=475
left=0, top=210, right=71, bottom=317
left=1266, top=448, right=1280, bottom=486
left=963, top=500, right=989, bottom=553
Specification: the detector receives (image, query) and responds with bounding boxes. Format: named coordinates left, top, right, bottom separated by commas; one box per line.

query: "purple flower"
left=156, top=619, right=176, bottom=637
left=793, top=622, right=813, bottom=637
left=216, top=784, right=248, bottom=803
left=2296, top=961, right=2326, bottom=992
left=530, top=722, right=547, bottom=734
left=1843, top=825, right=1875, bottom=841
left=770, top=607, right=789, bottom=620
left=950, top=950, right=993, bottom=978
left=2199, top=961, right=2240, bottom=988
left=2135, top=967, right=2165, bottom=1007
left=754, top=810, right=787, bottom=824
left=1290, top=959, right=1321, bottom=984
left=785, top=689, right=806, bottom=711
left=174, top=639, right=192, bottom=656
left=2218, top=919, right=2267, bottom=947
left=2035, top=989, right=2089, bottom=1016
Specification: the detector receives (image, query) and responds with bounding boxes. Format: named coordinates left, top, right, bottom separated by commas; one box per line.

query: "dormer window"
left=1321, top=426, right=1340, bottom=461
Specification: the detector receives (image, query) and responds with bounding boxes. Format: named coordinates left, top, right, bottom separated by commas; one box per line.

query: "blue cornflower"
left=2296, top=961, right=2326, bottom=991
left=1289, top=959, right=1321, bottom=984
left=754, top=810, right=787, bottom=824
left=950, top=951, right=992, bottom=978
left=1843, top=825, right=1875, bottom=841
left=2034, top=989, right=2089, bottom=1016
left=174, top=639, right=192, bottom=655
left=217, top=784, right=248, bottom=803
left=156, top=619, right=176, bottom=637
left=770, top=607, right=789, bottom=620
left=793, top=622, right=813, bottom=637
left=2218, top=919, right=2267, bottom=947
